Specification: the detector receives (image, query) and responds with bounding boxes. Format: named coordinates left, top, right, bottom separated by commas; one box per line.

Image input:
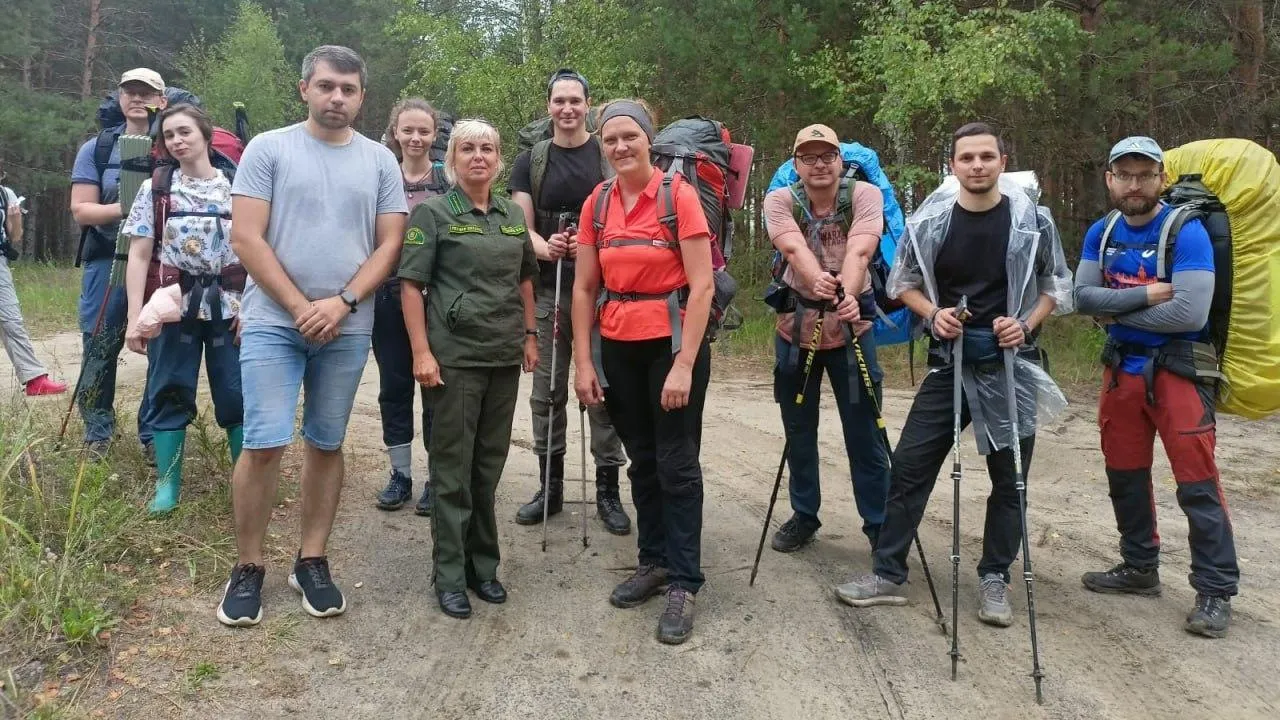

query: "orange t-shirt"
left=577, top=167, right=711, bottom=342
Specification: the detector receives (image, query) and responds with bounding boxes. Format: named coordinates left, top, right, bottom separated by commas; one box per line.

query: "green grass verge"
left=9, top=262, right=81, bottom=338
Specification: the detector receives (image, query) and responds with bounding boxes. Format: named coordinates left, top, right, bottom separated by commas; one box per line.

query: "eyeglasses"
left=1111, top=171, right=1161, bottom=185
left=796, top=151, right=839, bottom=166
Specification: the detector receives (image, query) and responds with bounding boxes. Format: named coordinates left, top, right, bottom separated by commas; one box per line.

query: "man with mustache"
left=836, top=122, right=1072, bottom=631
left=1074, top=136, right=1237, bottom=639
left=217, top=45, right=407, bottom=627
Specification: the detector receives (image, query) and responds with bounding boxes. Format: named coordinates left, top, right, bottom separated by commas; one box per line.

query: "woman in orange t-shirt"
left=569, top=98, right=714, bottom=646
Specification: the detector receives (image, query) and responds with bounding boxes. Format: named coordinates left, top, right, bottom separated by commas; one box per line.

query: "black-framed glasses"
left=796, top=151, right=839, bottom=166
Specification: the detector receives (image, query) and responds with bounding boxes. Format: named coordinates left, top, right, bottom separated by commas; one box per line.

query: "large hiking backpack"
left=765, top=141, right=914, bottom=346
left=648, top=116, right=744, bottom=336
left=79, top=87, right=248, bottom=266
left=1109, top=139, right=1280, bottom=419
left=430, top=112, right=453, bottom=163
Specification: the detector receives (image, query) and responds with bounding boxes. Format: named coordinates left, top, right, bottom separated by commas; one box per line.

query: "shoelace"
left=600, top=494, right=624, bottom=514
left=300, top=559, right=332, bottom=590
left=230, top=564, right=262, bottom=597
left=664, top=589, right=689, bottom=617
left=980, top=578, right=1007, bottom=603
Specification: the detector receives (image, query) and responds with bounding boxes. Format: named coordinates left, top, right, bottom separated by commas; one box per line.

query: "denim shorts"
left=239, top=325, right=371, bottom=451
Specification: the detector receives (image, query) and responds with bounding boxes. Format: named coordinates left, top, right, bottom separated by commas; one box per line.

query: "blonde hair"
left=443, top=119, right=504, bottom=184
left=384, top=97, right=437, bottom=160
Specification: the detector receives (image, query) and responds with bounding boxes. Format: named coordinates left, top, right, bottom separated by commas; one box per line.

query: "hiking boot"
left=1185, top=593, right=1231, bottom=638
left=609, top=563, right=669, bottom=608
left=288, top=554, right=347, bottom=618
left=23, top=374, right=67, bottom=397
left=657, top=586, right=696, bottom=645
left=596, top=466, right=631, bottom=536
left=977, top=573, right=1014, bottom=627
left=415, top=481, right=433, bottom=516
left=84, top=440, right=110, bottom=463
left=217, top=563, right=265, bottom=627
left=1081, top=563, right=1162, bottom=596
left=770, top=513, right=820, bottom=553
left=375, top=470, right=412, bottom=511
left=834, top=573, right=908, bottom=607
left=516, top=453, right=563, bottom=525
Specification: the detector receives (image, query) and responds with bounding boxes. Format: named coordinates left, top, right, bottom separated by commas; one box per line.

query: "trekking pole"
left=948, top=295, right=971, bottom=681
left=541, top=217, right=570, bottom=552
left=579, top=402, right=589, bottom=548
left=751, top=309, right=825, bottom=585
left=835, top=281, right=946, bottom=635
left=57, top=259, right=118, bottom=446
left=1003, top=344, right=1046, bottom=704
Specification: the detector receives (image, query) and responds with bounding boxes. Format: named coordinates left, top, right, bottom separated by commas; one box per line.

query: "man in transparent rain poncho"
left=835, top=123, right=1072, bottom=627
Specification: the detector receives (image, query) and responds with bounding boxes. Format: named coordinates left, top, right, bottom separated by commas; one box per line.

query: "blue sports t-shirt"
left=70, top=131, right=123, bottom=242
left=1081, top=203, right=1215, bottom=374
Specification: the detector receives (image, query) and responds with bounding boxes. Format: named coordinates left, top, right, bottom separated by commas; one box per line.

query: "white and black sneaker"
left=289, top=554, right=347, bottom=618
left=217, top=563, right=266, bottom=627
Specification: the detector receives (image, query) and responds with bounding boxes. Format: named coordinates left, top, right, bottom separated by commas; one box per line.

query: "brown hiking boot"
left=609, top=564, right=668, bottom=608
left=657, top=586, right=696, bottom=645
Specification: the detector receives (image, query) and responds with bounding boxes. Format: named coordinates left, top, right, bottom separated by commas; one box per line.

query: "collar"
left=446, top=187, right=504, bottom=216
left=610, top=166, right=663, bottom=202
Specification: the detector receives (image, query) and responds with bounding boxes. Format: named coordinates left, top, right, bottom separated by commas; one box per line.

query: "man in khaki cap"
left=762, top=123, right=891, bottom=555
left=69, top=67, right=168, bottom=459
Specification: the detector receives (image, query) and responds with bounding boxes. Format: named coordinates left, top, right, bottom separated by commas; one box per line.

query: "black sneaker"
left=1185, top=593, right=1231, bottom=638
left=1081, top=563, right=1162, bottom=596
left=415, top=482, right=433, bottom=516
left=770, top=514, right=820, bottom=553
left=375, top=470, right=412, bottom=511
left=217, top=563, right=265, bottom=627
left=610, top=564, right=669, bottom=608
left=288, top=555, right=347, bottom=618
left=657, top=586, right=696, bottom=645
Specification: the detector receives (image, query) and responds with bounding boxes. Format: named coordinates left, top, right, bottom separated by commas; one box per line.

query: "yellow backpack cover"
left=1164, top=139, right=1280, bottom=419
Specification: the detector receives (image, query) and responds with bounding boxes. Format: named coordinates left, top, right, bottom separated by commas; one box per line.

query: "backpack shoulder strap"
left=592, top=178, right=616, bottom=237
left=94, top=126, right=123, bottom=186
left=428, top=161, right=448, bottom=194
left=658, top=167, right=681, bottom=244
left=1156, top=204, right=1198, bottom=281
left=151, top=164, right=178, bottom=247
left=1098, top=209, right=1123, bottom=262
left=530, top=139, right=553, bottom=206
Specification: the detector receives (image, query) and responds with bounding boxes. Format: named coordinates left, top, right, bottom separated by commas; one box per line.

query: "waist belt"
left=590, top=285, right=690, bottom=389
left=1102, top=337, right=1222, bottom=405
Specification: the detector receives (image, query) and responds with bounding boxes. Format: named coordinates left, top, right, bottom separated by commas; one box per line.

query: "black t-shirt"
left=934, top=197, right=1011, bottom=326
left=508, top=136, right=607, bottom=285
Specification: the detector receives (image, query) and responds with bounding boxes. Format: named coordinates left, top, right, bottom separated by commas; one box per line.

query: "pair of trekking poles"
left=749, top=283, right=1045, bottom=703
left=541, top=214, right=589, bottom=552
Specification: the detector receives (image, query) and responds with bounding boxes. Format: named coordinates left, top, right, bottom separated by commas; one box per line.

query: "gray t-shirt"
left=231, top=123, right=407, bottom=334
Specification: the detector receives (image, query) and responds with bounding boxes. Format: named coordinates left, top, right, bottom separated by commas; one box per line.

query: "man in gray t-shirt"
left=217, top=45, right=407, bottom=629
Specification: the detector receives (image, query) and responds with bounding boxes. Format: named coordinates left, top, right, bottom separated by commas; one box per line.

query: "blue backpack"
left=766, top=142, right=914, bottom=346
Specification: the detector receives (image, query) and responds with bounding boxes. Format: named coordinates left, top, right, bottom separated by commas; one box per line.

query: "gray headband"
left=599, top=101, right=654, bottom=141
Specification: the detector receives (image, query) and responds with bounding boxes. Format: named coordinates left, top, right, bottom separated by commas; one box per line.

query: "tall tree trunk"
left=1078, top=0, right=1106, bottom=32
left=81, top=0, right=102, bottom=100
left=1226, top=0, right=1265, bottom=138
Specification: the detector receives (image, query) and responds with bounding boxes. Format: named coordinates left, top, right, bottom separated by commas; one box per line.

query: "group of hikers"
left=24, top=41, right=1240, bottom=656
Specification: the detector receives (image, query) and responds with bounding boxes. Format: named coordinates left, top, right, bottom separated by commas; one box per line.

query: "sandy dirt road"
left=4, top=331, right=1280, bottom=720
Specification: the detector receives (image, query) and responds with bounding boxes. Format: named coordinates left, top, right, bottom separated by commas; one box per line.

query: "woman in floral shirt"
left=123, top=103, right=244, bottom=514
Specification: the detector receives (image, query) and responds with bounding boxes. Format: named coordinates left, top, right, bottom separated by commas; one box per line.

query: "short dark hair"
left=302, top=45, right=367, bottom=89
left=547, top=68, right=590, bottom=99
left=951, top=122, right=1005, bottom=158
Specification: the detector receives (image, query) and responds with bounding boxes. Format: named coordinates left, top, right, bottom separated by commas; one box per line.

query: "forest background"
left=0, top=0, right=1274, bottom=291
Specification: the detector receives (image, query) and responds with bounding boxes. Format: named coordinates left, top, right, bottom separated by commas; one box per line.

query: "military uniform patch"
left=449, top=224, right=484, bottom=235
left=405, top=227, right=426, bottom=246
left=500, top=224, right=527, bottom=236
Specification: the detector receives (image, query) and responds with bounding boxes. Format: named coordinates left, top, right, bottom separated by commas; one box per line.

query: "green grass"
left=9, top=262, right=81, bottom=338
left=0, top=400, right=241, bottom=717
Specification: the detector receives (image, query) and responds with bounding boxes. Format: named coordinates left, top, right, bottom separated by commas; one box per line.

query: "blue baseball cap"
left=1108, top=136, right=1163, bottom=165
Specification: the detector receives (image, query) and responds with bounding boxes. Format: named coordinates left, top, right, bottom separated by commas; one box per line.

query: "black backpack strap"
left=93, top=126, right=123, bottom=189
left=592, top=178, right=616, bottom=236
left=658, top=167, right=681, bottom=244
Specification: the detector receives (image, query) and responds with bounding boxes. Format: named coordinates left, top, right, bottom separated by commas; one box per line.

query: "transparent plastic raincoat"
left=887, top=172, right=1074, bottom=454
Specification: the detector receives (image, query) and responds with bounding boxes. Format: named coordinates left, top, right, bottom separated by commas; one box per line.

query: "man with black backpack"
left=1, top=174, right=67, bottom=396
left=508, top=68, right=630, bottom=535
left=1075, top=136, right=1238, bottom=638
left=762, top=124, right=890, bottom=554
left=69, top=68, right=166, bottom=458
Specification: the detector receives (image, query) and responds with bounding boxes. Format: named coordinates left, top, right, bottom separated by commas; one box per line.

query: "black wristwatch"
left=339, top=289, right=359, bottom=314
left=525, top=328, right=540, bottom=339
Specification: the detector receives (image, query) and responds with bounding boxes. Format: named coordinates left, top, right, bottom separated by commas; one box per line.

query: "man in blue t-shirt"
left=1075, top=136, right=1238, bottom=639
left=69, top=68, right=166, bottom=459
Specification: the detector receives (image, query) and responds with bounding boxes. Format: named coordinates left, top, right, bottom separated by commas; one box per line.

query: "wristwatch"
left=525, top=328, right=540, bottom=338
left=339, top=289, right=359, bottom=314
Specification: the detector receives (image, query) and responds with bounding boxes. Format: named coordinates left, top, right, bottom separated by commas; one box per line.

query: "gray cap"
left=1108, top=136, right=1163, bottom=165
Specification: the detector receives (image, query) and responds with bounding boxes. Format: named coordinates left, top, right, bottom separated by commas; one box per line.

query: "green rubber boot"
left=148, top=430, right=186, bottom=515
left=227, top=424, right=244, bottom=466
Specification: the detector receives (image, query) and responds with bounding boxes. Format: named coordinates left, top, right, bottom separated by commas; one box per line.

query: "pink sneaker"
left=24, top=374, right=68, bottom=397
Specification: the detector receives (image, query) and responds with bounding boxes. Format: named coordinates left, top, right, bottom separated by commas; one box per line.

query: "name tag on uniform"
left=500, top=224, right=527, bottom=236
left=449, top=224, right=484, bottom=235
